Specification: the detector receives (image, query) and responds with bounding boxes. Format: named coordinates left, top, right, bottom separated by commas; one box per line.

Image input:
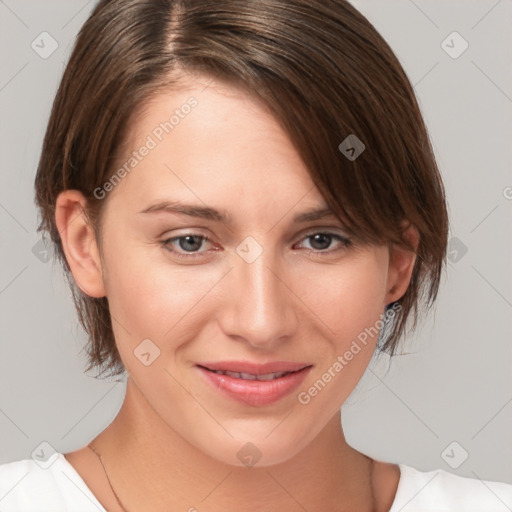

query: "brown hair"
left=35, top=0, right=449, bottom=378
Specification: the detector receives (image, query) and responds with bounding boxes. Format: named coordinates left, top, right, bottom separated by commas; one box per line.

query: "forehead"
left=104, top=74, right=329, bottom=222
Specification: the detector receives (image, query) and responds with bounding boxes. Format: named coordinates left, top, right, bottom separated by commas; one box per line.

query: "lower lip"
left=196, top=365, right=312, bottom=407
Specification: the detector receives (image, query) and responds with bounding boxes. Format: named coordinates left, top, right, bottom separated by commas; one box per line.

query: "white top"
left=1, top=453, right=511, bottom=511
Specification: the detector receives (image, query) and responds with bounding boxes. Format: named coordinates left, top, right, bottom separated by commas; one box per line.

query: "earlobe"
left=385, top=224, right=419, bottom=305
left=54, top=190, right=106, bottom=298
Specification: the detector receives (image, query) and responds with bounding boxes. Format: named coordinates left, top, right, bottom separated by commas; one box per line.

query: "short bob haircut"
left=35, top=0, right=449, bottom=378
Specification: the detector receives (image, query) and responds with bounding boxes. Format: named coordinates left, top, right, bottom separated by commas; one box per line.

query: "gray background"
left=1, top=0, right=511, bottom=485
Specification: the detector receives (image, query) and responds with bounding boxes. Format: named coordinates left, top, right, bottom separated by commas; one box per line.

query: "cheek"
left=291, top=257, right=389, bottom=413
left=295, top=251, right=389, bottom=343
left=100, top=232, right=225, bottom=350
left=299, top=254, right=388, bottom=383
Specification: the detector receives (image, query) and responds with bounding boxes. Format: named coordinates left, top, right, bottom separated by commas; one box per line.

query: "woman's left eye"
left=295, top=232, right=351, bottom=253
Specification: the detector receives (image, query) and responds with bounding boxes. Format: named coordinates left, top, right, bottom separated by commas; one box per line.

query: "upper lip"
left=197, top=361, right=312, bottom=375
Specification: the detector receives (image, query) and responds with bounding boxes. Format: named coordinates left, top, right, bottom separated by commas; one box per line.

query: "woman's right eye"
left=161, top=234, right=215, bottom=259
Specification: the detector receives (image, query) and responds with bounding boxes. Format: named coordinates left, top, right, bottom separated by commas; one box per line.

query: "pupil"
left=310, top=234, right=331, bottom=250
left=179, top=235, right=202, bottom=252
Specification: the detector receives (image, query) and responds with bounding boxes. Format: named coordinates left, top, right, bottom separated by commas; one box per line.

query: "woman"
left=1, top=0, right=511, bottom=510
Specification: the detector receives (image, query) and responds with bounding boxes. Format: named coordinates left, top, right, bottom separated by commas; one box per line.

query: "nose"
left=217, top=246, right=298, bottom=349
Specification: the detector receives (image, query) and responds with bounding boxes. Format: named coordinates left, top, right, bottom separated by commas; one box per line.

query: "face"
left=64, top=74, right=414, bottom=467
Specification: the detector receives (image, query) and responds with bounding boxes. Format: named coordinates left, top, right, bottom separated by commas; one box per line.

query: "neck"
left=90, top=377, right=378, bottom=512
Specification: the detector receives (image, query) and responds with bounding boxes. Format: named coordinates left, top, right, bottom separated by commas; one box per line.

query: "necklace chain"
left=87, top=444, right=378, bottom=512
left=88, top=444, right=130, bottom=512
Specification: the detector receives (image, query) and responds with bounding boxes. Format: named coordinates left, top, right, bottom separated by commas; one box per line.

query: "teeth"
left=239, top=371, right=258, bottom=380
left=210, top=369, right=290, bottom=380
left=256, top=372, right=279, bottom=381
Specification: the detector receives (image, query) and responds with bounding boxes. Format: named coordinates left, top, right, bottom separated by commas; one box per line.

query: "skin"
left=57, top=73, right=418, bottom=511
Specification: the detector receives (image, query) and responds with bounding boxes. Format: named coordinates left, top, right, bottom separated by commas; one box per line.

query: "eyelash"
left=160, top=231, right=352, bottom=260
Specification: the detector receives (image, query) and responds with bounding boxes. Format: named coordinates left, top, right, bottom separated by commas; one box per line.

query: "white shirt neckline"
left=58, top=452, right=409, bottom=510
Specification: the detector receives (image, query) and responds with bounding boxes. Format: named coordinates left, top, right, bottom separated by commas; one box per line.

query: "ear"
left=54, top=190, right=106, bottom=298
left=384, top=223, right=419, bottom=305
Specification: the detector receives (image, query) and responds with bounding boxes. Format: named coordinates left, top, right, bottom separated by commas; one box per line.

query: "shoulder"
left=0, top=453, right=106, bottom=512
left=390, top=463, right=512, bottom=511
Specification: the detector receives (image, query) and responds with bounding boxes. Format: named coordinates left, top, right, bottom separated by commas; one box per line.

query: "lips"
left=196, top=361, right=313, bottom=406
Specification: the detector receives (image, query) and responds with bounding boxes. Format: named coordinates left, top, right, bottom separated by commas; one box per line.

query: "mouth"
left=195, top=361, right=313, bottom=406
left=199, top=368, right=300, bottom=381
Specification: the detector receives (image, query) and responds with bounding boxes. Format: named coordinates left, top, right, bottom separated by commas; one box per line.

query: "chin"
left=199, top=431, right=311, bottom=469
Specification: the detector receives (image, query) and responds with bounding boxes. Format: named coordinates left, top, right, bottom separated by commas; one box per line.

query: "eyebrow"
left=138, top=201, right=338, bottom=224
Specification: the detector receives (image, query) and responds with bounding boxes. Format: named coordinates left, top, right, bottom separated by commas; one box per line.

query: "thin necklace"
left=88, top=444, right=130, bottom=512
left=87, top=444, right=378, bottom=512
left=369, top=457, right=378, bottom=512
